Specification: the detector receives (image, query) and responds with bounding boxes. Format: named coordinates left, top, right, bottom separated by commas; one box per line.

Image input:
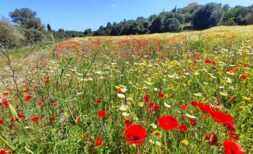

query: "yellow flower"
left=180, top=139, right=189, bottom=146
left=242, top=96, right=251, bottom=101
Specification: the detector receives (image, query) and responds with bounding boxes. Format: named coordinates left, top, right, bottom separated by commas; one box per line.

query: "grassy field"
left=0, top=25, right=253, bottom=154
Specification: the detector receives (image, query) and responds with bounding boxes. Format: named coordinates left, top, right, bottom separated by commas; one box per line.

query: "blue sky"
left=0, top=0, right=252, bottom=31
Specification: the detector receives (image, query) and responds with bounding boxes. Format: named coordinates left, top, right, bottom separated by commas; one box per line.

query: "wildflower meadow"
left=0, top=26, right=253, bottom=154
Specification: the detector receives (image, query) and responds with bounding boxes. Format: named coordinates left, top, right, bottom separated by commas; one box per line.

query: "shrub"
left=192, top=3, right=224, bottom=30
left=23, top=28, right=45, bottom=44
left=0, top=21, right=24, bottom=48
left=162, top=18, right=182, bottom=32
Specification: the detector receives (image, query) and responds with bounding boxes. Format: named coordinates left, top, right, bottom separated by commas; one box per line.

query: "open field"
left=0, top=25, right=253, bottom=153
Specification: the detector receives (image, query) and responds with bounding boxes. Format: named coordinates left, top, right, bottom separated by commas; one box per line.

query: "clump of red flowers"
left=0, top=149, right=9, bottom=154
left=95, top=136, right=103, bottom=148
left=209, top=110, right=235, bottom=131
left=158, top=91, right=165, bottom=100
left=96, top=99, right=102, bottom=105
left=148, top=102, right=160, bottom=113
left=224, top=140, right=245, bottom=154
left=226, top=65, right=240, bottom=75
left=17, top=111, right=26, bottom=121
left=191, top=101, right=214, bottom=113
left=191, top=101, right=236, bottom=131
left=124, top=123, right=147, bottom=145
left=180, top=104, right=188, bottom=111
left=143, top=94, right=150, bottom=104
left=97, top=110, right=107, bottom=120
left=0, top=98, right=10, bottom=109
left=158, top=115, right=179, bottom=131
left=188, top=117, right=197, bottom=127
left=178, top=124, right=188, bottom=133
left=0, top=118, right=4, bottom=126
left=31, top=115, right=41, bottom=124
left=23, top=93, right=32, bottom=104
left=204, top=58, right=216, bottom=65
left=239, top=73, right=248, bottom=81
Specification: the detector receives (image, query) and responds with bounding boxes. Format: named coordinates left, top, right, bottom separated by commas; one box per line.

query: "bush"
left=192, top=3, right=224, bottom=30
left=0, top=21, right=24, bottom=48
left=23, top=28, right=45, bottom=44
left=162, top=18, right=182, bottom=32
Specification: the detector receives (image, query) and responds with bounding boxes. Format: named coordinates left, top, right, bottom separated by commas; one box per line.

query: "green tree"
left=149, top=17, right=162, bottom=33
left=192, top=3, right=224, bottom=30
left=162, top=18, right=182, bottom=32
left=0, top=20, right=24, bottom=48
left=10, top=8, right=44, bottom=31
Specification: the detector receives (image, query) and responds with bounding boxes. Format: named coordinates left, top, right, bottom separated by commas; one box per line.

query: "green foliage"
left=162, top=18, right=182, bottom=32
left=10, top=8, right=44, bottom=31
left=192, top=3, right=224, bottom=30
left=149, top=17, right=162, bottom=33
left=23, top=28, right=45, bottom=44
left=0, top=21, right=24, bottom=48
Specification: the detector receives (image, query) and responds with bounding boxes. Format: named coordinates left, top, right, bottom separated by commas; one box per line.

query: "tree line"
left=1, top=2, right=253, bottom=48
left=92, top=3, right=253, bottom=35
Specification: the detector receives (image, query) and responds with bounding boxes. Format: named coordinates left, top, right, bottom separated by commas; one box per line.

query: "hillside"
left=0, top=25, right=253, bottom=153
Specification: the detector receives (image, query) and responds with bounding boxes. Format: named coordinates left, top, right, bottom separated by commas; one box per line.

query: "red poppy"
left=204, top=132, right=218, bottom=145
left=31, top=115, right=41, bottom=124
left=148, top=102, right=160, bottom=113
left=158, top=91, right=165, bottom=100
left=243, top=64, right=250, bottom=68
left=180, top=104, right=188, bottom=111
left=0, top=98, right=10, bottom=109
left=228, top=130, right=240, bottom=141
left=188, top=118, right=197, bottom=127
left=209, top=110, right=235, bottom=130
left=124, top=119, right=133, bottom=127
left=178, top=124, right=188, bottom=133
left=158, top=115, right=179, bottom=131
left=95, top=136, right=103, bottom=148
left=239, top=73, right=248, bottom=81
left=226, top=65, right=240, bottom=74
left=0, top=149, right=9, bottom=154
left=143, top=95, right=150, bottom=103
left=204, top=58, right=216, bottom=65
left=96, top=99, right=102, bottom=104
left=23, top=94, right=32, bottom=103
left=224, top=140, right=245, bottom=154
left=191, top=101, right=214, bottom=113
left=0, top=118, right=4, bottom=126
left=97, top=110, right=107, bottom=120
left=17, top=111, right=25, bottom=121
left=124, top=123, right=147, bottom=145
